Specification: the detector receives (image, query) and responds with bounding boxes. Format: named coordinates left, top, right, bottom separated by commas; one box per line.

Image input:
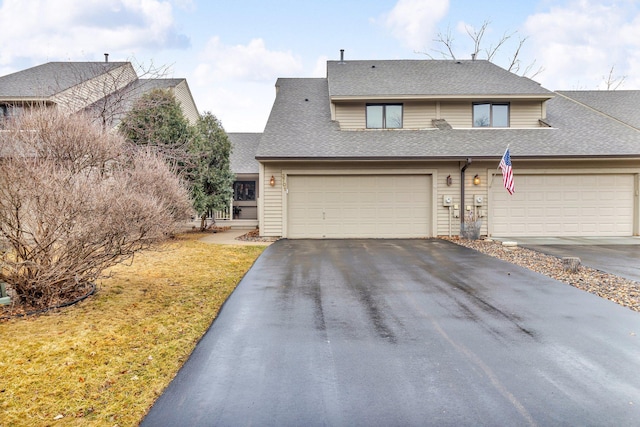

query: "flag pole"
left=489, top=144, right=510, bottom=188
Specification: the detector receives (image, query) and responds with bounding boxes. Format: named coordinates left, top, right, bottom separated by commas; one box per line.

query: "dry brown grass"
left=0, top=233, right=266, bottom=426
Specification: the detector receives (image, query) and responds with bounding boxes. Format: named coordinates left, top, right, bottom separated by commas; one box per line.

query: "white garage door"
left=287, top=175, right=432, bottom=238
left=491, top=174, right=634, bottom=236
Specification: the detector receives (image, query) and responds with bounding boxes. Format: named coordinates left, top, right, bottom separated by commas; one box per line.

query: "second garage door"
left=491, top=174, right=635, bottom=236
left=287, top=174, right=431, bottom=238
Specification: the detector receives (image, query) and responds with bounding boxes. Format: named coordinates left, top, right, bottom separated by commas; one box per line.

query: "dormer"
left=326, top=58, right=554, bottom=130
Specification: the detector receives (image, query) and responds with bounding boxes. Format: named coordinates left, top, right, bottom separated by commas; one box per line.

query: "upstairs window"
left=473, top=103, right=509, bottom=127
left=366, top=104, right=403, bottom=129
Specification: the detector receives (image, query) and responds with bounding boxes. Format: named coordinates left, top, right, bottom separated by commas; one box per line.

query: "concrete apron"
left=491, top=236, right=640, bottom=245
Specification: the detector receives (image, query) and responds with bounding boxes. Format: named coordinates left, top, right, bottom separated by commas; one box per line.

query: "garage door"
left=287, top=175, right=431, bottom=238
left=491, top=174, right=634, bottom=236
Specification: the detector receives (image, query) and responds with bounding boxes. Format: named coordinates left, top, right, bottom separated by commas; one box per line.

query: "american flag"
left=499, top=148, right=515, bottom=194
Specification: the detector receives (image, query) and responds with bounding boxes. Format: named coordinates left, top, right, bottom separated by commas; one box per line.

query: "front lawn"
left=0, top=233, right=266, bottom=426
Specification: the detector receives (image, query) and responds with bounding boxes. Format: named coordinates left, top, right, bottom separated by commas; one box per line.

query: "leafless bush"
left=0, top=109, right=192, bottom=309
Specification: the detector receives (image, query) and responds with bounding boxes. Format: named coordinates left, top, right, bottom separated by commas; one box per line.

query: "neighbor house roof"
left=228, top=133, right=261, bottom=174
left=557, top=90, right=640, bottom=130
left=0, top=62, right=130, bottom=100
left=83, top=77, right=190, bottom=126
left=256, top=70, right=640, bottom=161
left=327, top=59, right=553, bottom=99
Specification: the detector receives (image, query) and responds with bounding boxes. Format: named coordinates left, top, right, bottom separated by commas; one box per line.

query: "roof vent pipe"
left=339, top=49, right=345, bottom=64
left=104, top=53, right=109, bottom=63
left=471, top=53, right=476, bottom=61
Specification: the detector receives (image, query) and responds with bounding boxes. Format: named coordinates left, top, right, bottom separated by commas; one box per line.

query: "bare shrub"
left=0, top=109, right=192, bottom=309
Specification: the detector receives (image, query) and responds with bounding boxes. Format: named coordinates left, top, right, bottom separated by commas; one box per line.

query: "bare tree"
left=52, top=58, right=174, bottom=130
left=0, top=109, right=192, bottom=310
left=603, top=65, right=626, bottom=90
left=424, top=20, right=544, bottom=79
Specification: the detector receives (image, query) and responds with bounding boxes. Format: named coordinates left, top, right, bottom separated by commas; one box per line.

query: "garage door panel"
left=492, top=174, right=634, bottom=237
left=288, top=175, right=431, bottom=238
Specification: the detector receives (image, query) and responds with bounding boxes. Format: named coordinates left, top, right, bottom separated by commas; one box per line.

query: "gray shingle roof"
left=557, top=90, right=640, bottom=130
left=0, top=62, right=129, bottom=99
left=228, top=133, right=261, bottom=174
left=256, top=75, right=640, bottom=160
left=327, top=60, right=553, bottom=98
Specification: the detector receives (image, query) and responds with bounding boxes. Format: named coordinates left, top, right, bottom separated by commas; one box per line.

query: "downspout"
left=460, top=158, right=472, bottom=233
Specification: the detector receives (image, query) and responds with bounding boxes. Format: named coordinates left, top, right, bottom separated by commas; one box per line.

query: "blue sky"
left=1, top=0, right=640, bottom=132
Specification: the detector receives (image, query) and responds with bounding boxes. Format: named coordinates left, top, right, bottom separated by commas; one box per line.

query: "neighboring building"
left=228, top=132, right=261, bottom=222
left=254, top=56, right=640, bottom=238
left=0, top=59, right=198, bottom=128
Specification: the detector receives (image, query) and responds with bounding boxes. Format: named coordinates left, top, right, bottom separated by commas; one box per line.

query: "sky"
left=1, top=0, right=640, bottom=132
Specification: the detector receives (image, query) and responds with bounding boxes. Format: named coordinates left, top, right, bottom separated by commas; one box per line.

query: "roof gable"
left=0, top=62, right=131, bottom=99
left=327, top=59, right=553, bottom=98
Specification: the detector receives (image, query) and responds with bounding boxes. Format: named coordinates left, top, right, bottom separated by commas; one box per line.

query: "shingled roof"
left=257, top=62, right=640, bottom=160
left=0, top=62, right=131, bottom=100
left=557, top=90, right=640, bottom=130
left=327, top=60, right=553, bottom=98
left=228, top=133, right=261, bottom=174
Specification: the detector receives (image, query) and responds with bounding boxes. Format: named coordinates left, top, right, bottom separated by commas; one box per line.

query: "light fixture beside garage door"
left=269, top=175, right=275, bottom=186
left=473, top=174, right=480, bottom=185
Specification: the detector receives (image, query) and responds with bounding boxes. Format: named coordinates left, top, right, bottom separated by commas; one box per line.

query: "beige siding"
left=403, top=101, right=436, bottom=129
left=262, top=164, right=284, bottom=236
left=435, top=165, right=462, bottom=236
left=334, top=102, right=365, bottom=129
left=335, top=101, right=437, bottom=130
left=173, top=80, right=199, bottom=125
left=334, top=100, right=544, bottom=129
left=437, top=100, right=547, bottom=128
left=53, top=63, right=137, bottom=114
left=440, top=101, right=472, bottom=128
left=510, top=101, right=544, bottom=127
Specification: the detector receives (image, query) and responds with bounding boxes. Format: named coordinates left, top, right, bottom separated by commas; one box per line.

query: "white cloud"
left=312, top=55, right=329, bottom=77
left=523, top=0, right=640, bottom=89
left=0, top=0, right=189, bottom=65
left=191, top=37, right=303, bottom=132
left=382, top=0, right=449, bottom=51
left=196, top=37, right=303, bottom=83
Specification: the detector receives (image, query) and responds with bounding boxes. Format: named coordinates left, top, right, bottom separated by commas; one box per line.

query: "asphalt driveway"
left=504, top=237, right=640, bottom=282
left=142, top=239, right=640, bottom=426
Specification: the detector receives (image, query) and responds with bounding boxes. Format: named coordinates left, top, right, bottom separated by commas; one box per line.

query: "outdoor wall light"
left=446, top=175, right=452, bottom=186
left=269, top=175, right=276, bottom=187
left=473, top=174, right=480, bottom=185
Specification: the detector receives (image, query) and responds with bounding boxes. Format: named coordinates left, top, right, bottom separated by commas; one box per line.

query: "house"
left=254, top=55, right=640, bottom=239
left=227, top=132, right=261, bottom=227
left=0, top=59, right=198, bottom=128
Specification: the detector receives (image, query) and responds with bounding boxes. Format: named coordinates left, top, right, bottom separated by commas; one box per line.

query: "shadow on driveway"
left=142, top=239, right=640, bottom=427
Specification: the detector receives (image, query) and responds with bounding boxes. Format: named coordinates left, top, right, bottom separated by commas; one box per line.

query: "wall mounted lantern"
left=269, top=175, right=276, bottom=186
left=473, top=174, right=480, bottom=185
left=446, top=175, right=452, bottom=186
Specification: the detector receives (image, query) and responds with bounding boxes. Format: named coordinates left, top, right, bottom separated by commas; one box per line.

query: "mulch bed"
left=235, top=229, right=280, bottom=243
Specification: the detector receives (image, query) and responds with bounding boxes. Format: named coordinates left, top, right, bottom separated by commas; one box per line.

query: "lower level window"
left=366, top=104, right=403, bottom=129
left=473, top=103, right=509, bottom=127
left=234, top=181, right=255, bottom=201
